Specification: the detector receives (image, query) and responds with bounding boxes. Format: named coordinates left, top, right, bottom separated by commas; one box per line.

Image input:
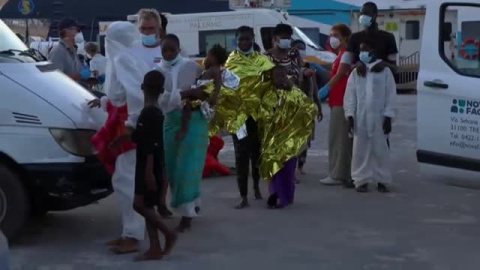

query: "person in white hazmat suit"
left=103, top=21, right=149, bottom=254
left=344, top=39, right=397, bottom=193
left=102, top=21, right=208, bottom=253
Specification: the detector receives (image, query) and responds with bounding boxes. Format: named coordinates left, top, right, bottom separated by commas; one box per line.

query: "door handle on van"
left=424, top=80, right=449, bottom=89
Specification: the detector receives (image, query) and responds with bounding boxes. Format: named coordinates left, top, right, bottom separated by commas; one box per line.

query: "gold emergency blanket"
left=206, top=50, right=317, bottom=180
left=257, top=84, right=318, bottom=180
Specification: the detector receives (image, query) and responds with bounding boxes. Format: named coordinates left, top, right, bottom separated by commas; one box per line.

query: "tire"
left=0, top=164, right=30, bottom=240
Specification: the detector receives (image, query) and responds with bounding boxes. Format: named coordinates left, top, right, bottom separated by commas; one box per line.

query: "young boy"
left=176, top=44, right=227, bottom=140
left=131, top=70, right=177, bottom=261
left=344, top=39, right=397, bottom=193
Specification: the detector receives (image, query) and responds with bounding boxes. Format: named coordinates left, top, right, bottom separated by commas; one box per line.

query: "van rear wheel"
left=0, top=164, right=30, bottom=240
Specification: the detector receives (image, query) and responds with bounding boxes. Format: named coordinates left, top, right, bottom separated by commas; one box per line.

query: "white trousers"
left=112, top=150, right=145, bottom=240
left=351, top=132, right=392, bottom=187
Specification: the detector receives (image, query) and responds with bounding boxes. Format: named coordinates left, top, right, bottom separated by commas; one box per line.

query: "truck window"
left=406, top=20, right=420, bottom=40
left=198, top=30, right=237, bottom=57
left=441, top=4, right=480, bottom=78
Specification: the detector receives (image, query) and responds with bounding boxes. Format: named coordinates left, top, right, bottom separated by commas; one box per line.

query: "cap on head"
left=58, top=18, right=84, bottom=31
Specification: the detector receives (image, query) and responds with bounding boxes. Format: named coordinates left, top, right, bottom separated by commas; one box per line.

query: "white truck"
left=0, top=19, right=110, bottom=240
left=110, top=8, right=337, bottom=66
left=417, top=0, right=480, bottom=181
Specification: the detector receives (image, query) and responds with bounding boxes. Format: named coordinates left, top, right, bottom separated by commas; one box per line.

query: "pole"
left=25, top=19, right=30, bottom=44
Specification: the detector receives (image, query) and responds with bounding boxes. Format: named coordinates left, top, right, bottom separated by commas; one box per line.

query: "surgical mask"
left=163, top=55, right=181, bottom=67
left=74, top=32, right=84, bottom=44
left=278, top=39, right=291, bottom=49
left=329, top=37, right=341, bottom=49
left=359, top=15, right=373, bottom=28
left=142, top=34, right=158, bottom=46
left=238, top=46, right=254, bottom=55
left=299, top=50, right=307, bottom=58
left=359, top=51, right=372, bottom=64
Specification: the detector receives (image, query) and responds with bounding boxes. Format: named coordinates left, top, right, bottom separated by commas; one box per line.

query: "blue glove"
left=98, top=74, right=106, bottom=84
left=80, top=67, right=91, bottom=80
left=318, top=85, right=330, bottom=101
left=310, top=62, right=327, bottom=73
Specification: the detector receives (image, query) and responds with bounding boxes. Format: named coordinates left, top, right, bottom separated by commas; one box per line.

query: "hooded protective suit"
left=104, top=21, right=148, bottom=241
left=344, top=60, right=397, bottom=187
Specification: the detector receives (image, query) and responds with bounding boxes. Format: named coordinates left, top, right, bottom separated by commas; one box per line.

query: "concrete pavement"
left=10, top=95, right=480, bottom=270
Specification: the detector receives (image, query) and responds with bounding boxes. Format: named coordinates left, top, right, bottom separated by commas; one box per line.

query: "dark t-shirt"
left=348, top=29, right=398, bottom=64
left=133, top=106, right=165, bottom=204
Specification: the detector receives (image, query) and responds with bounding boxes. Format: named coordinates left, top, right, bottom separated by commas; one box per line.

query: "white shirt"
left=157, top=57, right=203, bottom=114
left=344, top=60, right=397, bottom=138
left=89, top=54, right=107, bottom=75
left=131, top=43, right=189, bottom=70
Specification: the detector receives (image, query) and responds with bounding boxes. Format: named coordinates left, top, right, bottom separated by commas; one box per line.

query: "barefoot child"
left=131, top=70, right=177, bottom=260
left=344, top=39, right=397, bottom=193
left=176, top=44, right=228, bottom=140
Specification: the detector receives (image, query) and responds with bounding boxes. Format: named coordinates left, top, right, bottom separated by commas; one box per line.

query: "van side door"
left=417, top=1, right=480, bottom=178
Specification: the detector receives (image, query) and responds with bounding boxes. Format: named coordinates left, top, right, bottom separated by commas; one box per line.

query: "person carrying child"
left=344, top=39, right=397, bottom=193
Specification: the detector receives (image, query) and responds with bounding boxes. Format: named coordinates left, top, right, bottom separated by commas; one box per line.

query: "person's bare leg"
left=134, top=221, right=163, bottom=261
left=176, top=216, right=192, bottom=233
left=133, top=197, right=178, bottom=256
left=158, top=180, right=173, bottom=218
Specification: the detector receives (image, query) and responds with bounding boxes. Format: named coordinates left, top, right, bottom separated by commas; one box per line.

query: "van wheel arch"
left=0, top=153, right=32, bottom=239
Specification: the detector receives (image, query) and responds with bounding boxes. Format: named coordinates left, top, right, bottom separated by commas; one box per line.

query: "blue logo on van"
left=451, top=99, right=480, bottom=115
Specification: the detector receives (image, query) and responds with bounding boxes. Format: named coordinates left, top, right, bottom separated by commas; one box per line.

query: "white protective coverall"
left=104, top=21, right=148, bottom=241
left=343, top=60, right=397, bottom=187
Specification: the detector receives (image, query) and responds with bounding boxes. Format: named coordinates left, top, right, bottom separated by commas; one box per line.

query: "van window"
left=198, top=30, right=237, bottom=57
left=441, top=4, right=480, bottom=78
left=261, top=27, right=274, bottom=51
left=406, top=20, right=420, bottom=40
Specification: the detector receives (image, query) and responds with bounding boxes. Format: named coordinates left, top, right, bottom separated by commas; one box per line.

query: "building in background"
left=0, top=0, right=230, bottom=41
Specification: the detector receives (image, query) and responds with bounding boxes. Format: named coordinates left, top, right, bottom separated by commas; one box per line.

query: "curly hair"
left=208, top=44, right=229, bottom=65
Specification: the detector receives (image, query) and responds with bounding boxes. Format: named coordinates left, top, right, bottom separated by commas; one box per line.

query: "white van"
left=121, top=8, right=337, bottom=66
left=417, top=0, right=480, bottom=181
left=0, top=19, right=110, bottom=239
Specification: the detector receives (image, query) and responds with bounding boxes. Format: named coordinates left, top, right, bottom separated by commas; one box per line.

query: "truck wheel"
left=0, top=164, right=30, bottom=240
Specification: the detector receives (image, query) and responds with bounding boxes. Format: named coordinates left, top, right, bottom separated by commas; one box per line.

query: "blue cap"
left=58, top=18, right=85, bottom=31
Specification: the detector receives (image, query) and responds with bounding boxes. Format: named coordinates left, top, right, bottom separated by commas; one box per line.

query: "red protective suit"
left=91, top=101, right=136, bottom=175
left=203, top=136, right=231, bottom=178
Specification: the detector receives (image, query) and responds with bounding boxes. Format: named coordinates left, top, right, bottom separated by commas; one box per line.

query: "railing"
left=397, top=51, right=420, bottom=92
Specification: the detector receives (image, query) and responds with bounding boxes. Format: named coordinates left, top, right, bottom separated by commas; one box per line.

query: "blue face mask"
left=163, top=55, right=181, bottom=66
left=359, top=51, right=373, bottom=65
left=278, top=39, right=291, bottom=49
left=238, top=46, right=254, bottom=55
left=359, top=15, right=373, bottom=28
left=142, top=34, right=158, bottom=47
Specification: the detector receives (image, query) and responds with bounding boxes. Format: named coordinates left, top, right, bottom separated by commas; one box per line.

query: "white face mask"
left=359, top=15, right=373, bottom=28
left=163, top=54, right=181, bottom=67
left=75, top=32, right=85, bottom=44
left=278, top=39, right=291, bottom=49
left=329, top=37, right=341, bottom=49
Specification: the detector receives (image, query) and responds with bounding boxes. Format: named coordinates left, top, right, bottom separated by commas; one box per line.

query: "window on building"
left=442, top=22, right=452, bottom=42
left=405, top=20, right=420, bottom=40
left=198, top=29, right=237, bottom=57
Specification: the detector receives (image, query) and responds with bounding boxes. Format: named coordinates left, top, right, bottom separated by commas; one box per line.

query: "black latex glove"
left=348, top=117, right=354, bottom=135
left=383, top=117, right=392, bottom=135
